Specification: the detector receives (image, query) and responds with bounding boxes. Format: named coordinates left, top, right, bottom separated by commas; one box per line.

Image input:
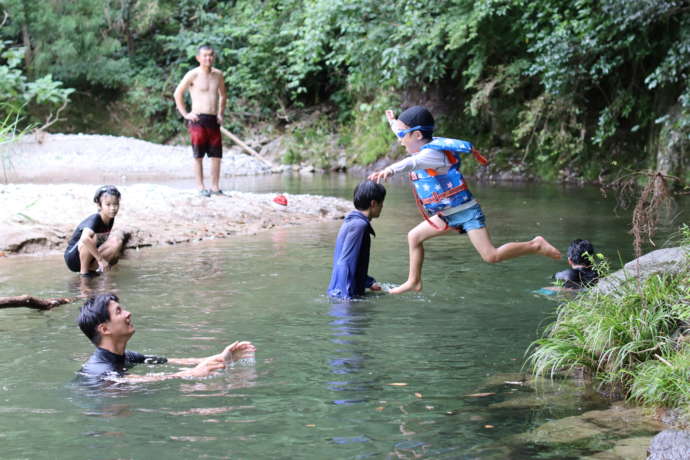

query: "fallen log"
left=0, top=295, right=75, bottom=310
left=219, top=126, right=274, bottom=168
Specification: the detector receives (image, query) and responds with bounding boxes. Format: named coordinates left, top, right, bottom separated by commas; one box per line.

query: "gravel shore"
left=0, top=134, right=351, bottom=256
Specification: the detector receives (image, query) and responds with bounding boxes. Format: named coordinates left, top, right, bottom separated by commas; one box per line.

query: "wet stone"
left=581, top=436, right=652, bottom=460
left=517, top=404, right=665, bottom=446
left=646, top=429, right=690, bottom=460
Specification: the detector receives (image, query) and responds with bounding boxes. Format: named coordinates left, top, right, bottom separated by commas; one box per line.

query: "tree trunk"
left=0, top=295, right=74, bottom=310
left=656, top=101, right=688, bottom=183
left=20, top=0, right=33, bottom=72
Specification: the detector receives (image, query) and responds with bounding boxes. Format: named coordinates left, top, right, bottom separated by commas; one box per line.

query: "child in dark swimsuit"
left=553, top=239, right=599, bottom=289
left=64, top=185, right=126, bottom=277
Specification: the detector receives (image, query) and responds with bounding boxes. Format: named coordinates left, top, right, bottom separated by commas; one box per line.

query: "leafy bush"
left=527, top=264, right=690, bottom=410
left=1, top=0, right=688, bottom=174
left=629, top=347, right=690, bottom=408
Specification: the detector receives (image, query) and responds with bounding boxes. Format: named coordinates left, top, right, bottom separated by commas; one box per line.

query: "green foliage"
left=0, top=0, right=688, bottom=176
left=0, top=42, right=73, bottom=123
left=343, top=94, right=401, bottom=165
left=629, top=348, right=690, bottom=408
left=527, top=258, right=690, bottom=409
left=0, top=108, right=25, bottom=183
left=282, top=111, right=342, bottom=168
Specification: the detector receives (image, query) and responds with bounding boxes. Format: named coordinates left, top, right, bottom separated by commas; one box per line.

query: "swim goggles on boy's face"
left=395, top=125, right=435, bottom=138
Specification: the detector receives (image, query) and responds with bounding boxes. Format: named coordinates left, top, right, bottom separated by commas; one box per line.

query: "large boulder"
left=594, top=247, right=689, bottom=296
left=647, top=430, right=690, bottom=460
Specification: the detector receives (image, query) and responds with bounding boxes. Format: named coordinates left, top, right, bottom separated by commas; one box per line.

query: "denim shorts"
left=439, top=203, right=486, bottom=233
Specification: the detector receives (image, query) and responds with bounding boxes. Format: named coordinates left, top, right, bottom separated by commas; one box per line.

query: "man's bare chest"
left=192, top=74, right=219, bottom=93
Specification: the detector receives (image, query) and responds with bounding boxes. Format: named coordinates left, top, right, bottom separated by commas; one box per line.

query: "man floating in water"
left=174, top=44, right=227, bottom=197
left=369, top=106, right=561, bottom=294
left=76, top=293, right=255, bottom=383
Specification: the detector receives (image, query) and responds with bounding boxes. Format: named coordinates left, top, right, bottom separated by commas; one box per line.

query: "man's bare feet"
left=533, top=236, right=561, bottom=260
left=388, top=279, right=423, bottom=294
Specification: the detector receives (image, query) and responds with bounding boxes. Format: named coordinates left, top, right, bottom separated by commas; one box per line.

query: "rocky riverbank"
left=0, top=133, right=353, bottom=256
left=0, top=183, right=351, bottom=256
left=0, top=133, right=276, bottom=183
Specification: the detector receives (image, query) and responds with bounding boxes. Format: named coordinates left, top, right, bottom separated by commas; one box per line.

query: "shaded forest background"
left=1, top=0, right=688, bottom=182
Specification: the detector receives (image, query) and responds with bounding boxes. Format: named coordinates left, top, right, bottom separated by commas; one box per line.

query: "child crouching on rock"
left=368, top=106, right=561, bottom=294
left=64, top=185, right=127, bottom=277
left=327, top=180, right=386, bottom=299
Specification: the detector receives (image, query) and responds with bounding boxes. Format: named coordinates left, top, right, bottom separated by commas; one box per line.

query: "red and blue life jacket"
left=409, top=137, right=488, bottom=215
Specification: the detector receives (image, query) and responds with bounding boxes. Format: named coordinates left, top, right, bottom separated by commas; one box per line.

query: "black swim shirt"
left=65, top=213, right=114, bottom=255
left=78, top=347, right=167, bottom=380
left=554, top=267, right=599, bottom=289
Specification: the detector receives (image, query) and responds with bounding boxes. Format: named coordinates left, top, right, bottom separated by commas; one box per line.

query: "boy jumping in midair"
left=369, top=106, right=561, bottom=294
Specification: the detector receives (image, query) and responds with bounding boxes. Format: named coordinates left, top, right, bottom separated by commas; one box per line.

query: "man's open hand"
left=218, top=341, right=256, bottom=363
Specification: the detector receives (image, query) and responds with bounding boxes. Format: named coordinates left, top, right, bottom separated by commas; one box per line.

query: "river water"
left=0, top=175, right=684, bottom=459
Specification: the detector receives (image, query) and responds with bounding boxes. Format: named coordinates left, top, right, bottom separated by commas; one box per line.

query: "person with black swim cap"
left=369, top=106, right=562, bottom=294
left=64, top=185, right=127, bottom=278
left=76, top=293, right=255, bottom=383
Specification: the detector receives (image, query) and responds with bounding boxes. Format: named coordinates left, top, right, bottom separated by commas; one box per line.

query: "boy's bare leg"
left=389, top=216, right=450, bottom=295
left=77, top=242, right=97, bottom=275
left=194, top=158, right=206, bottom=190
left=467, top=227, right=561, bottom=263
left=210, top=157, right=221, bottom=192
left=98, top=230, right=126, bottom=266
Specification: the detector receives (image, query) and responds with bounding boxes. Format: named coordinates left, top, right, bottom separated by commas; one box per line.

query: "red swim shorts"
left=188, top=114, right=222, bottom=158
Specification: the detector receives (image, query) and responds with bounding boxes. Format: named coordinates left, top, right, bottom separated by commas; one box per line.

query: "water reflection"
left=67, top=272, right=121, bottom=298
left=327, top=300, right=374, bottom=405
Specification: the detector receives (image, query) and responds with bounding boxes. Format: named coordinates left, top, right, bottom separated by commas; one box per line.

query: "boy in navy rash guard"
left=327, top=181, right=386, bottom=299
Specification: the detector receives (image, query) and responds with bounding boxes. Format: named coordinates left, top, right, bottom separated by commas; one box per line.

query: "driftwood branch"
left=0, top=295, right=75, bottom=310
left=41, top=99, right=69, bottom=131
left=219, top=126, right=274, bottom=168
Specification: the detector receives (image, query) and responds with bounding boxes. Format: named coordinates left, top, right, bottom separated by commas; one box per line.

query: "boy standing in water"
left=369, top=106, right=561, bottom=294
left=327, top=181, right=386, bottom=299
left=174, top=44, right=228, bottom=197
left=64, top=185, right=126, bottom=277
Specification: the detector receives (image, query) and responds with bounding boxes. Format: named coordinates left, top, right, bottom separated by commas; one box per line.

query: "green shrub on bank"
left=629, top=346, right=690, bottom=408
left=527, top=253, right=690, bottom=410
left=342, top=94, right=401, bottom=165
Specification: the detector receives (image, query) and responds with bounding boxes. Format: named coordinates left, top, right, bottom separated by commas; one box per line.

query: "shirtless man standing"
left=174, top=45, right=228, bottom=196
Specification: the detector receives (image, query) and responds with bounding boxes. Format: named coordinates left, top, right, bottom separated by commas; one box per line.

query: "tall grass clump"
left=629, top=347, right=690, bottom=408
left=527, top=250, right=689, bottom=409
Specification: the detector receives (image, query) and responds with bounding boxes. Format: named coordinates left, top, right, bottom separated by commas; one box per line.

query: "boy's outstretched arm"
left=385, top=109, right=397, bottom=135
left=368, top=168, right=394, bottom=183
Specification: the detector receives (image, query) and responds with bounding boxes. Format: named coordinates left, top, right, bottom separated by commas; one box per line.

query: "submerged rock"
left=581, top=436, right=652, bottom=460
left=517, top=403, right=666, bottom=446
